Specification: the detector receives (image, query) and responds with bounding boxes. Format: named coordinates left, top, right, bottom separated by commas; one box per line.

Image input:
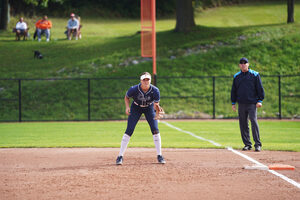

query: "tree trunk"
left=287, top=0, right=294, bottom=23
left=0, top=0, right=9, bottom=30
left=175, top=0, right=196, bottom=32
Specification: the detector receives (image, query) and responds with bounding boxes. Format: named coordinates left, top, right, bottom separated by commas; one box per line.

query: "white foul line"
left=162, top=121, right=222, bottom=147
left=161, top=121, right=300, bottom=189
left=227, top=147, right=300, bottom=189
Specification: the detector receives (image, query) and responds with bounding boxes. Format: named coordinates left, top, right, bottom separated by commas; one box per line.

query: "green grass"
left=166, top=121, right=300, bottom=151
left=0, top=121, right=299, bottom=152
left=1, top=1, right=300, bottom=78
left=195, top=2, right=293, bottom=27
left=0, top=1, right=300, bottom=120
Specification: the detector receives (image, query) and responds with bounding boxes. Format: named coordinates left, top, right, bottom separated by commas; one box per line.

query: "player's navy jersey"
left=126, top=84, right=160, bottom=107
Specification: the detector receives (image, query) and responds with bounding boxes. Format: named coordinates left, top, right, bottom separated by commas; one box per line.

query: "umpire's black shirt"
left=231, top=69, right=265, bottom=105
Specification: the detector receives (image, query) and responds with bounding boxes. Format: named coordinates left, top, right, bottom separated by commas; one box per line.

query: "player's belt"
left=133, top=101, right=152, bottom=107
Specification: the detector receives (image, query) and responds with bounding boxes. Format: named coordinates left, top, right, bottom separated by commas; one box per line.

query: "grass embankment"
left=0, top=2, right=299, bottom=120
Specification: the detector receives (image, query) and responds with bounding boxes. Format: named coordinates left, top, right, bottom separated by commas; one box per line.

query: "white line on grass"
left=161, top=121, right=300, bottom=189
left=162, top=121, right=222, bottom=147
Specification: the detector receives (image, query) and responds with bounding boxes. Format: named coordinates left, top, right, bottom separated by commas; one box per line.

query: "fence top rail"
left=0, top=74, right=299, bottom=81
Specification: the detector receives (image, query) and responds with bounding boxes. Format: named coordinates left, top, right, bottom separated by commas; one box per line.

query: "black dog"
left=34, top=51, right=43, bottom=59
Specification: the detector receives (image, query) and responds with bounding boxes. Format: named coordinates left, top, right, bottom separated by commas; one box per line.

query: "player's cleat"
left=157, top=155, right=166, bottom=164
left=242, top=146, right=252, bottom=151
left=116, top=156, right=123, bottom=165
left=255, top=146, right=261, bottom=152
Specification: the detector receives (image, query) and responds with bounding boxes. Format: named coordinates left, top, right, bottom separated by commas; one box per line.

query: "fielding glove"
left=154, top=104, right=165, bottom=120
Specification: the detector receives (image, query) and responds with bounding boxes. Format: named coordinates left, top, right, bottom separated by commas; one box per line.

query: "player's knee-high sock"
left=119, top=134, right=131, bottom=156
left=153, top=133, right=162, bottom=156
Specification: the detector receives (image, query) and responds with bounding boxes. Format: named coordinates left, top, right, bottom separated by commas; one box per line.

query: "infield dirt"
left=0, top=148, right=299, bottom=200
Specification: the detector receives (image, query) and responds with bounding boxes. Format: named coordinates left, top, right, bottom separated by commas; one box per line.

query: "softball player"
left=116, top=72, right=165, bottom=165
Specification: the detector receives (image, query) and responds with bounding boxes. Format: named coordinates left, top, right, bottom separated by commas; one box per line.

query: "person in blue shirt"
left=231, top=57, right=265, bottom=152
left=67, top=13, right=79, bottom=40
left=116, top=72, right=166, bottom=165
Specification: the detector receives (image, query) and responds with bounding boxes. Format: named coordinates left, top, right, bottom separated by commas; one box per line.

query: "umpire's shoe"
left=242, top=146, right=252, bottom=151
left=116, top=156, right=123, bottom=165
left=157, top=155, right=166, bottom=164
left=255, top=146, right=261, bottom=152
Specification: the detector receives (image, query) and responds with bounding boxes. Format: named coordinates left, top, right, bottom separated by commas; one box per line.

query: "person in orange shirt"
left=35, top=15, right=52, bottom=42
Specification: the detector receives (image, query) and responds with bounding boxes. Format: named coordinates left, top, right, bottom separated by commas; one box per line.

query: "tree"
left=0, top=0, right=9, bottom=30
left=287, top=0, right=294, bottom=23
left=0, top=0, right=65, bottom=30
left=174, top=0, right=195, bottom=32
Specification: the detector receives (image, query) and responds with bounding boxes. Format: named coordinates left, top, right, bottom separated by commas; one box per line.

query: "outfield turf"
left=0, top=120, right=299, bottom=151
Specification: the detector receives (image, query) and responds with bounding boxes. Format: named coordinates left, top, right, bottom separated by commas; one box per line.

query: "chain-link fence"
left=0, top=75, right=299, bottom=122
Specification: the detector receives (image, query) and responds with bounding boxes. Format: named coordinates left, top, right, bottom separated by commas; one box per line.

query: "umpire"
left=231, top=57, right=265, bottom=152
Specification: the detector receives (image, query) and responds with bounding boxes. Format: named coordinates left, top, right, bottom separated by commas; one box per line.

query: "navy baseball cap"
left=239, top=57, right=248, bottom=64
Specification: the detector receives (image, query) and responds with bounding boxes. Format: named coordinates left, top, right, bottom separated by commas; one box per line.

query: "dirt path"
left=0, top=148, right=299, bottom=200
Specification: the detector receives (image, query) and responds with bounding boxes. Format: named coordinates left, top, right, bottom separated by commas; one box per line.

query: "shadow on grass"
left=0, top=22, right=289, bottom=79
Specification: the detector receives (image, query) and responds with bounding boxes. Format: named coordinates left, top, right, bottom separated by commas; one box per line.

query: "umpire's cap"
left=239, top=57, right=249, bottom=64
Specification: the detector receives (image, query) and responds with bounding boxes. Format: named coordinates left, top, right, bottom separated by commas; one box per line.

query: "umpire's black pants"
left=238, top=103, right=262, bottom=148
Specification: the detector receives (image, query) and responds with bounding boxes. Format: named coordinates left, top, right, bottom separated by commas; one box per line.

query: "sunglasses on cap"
left=240, top=61, right=248, bottom=64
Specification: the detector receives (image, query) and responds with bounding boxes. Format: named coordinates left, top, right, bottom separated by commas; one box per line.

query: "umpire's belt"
left=134, top=101, right=152, bottom=107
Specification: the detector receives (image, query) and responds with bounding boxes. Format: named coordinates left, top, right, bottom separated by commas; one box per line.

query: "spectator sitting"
left=14, top=17, right=29, bottom=41
left=35, top=15, right=52, bottom=42
left=67, top=13, right=79, bottom=40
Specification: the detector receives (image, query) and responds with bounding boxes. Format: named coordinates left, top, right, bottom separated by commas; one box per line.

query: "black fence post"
left=278, top=75, right=282, bottom=119
left=212, top=76, right=216, bottom=119
left=153, top=74, right=157, bottom=86
left=18, top=79, right=22, bottom=122
left=88, top=79, right=91, bottom=121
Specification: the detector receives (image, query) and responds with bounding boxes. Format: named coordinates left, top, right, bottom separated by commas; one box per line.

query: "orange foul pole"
left=141, top=0, right=157, bottom=85
left=151, top=0, right=156, bottom=85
